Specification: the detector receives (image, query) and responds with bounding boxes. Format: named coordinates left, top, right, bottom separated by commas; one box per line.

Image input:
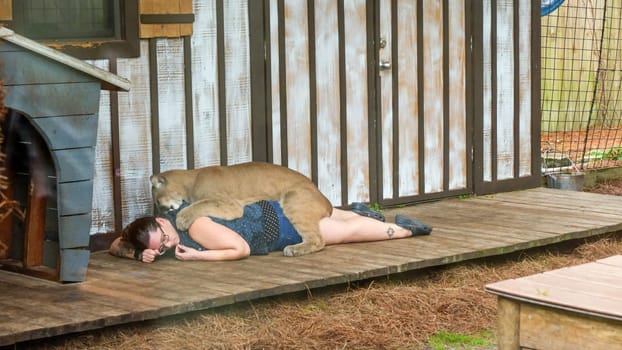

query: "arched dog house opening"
left=0, top=110, right=58, bottom=279
left=0, top=27, right=130, bottom=282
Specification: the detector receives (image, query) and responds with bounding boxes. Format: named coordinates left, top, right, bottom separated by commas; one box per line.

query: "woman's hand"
left=140, top=249, right=160, bottom=263
left=174, top=244, right=199, bottom=261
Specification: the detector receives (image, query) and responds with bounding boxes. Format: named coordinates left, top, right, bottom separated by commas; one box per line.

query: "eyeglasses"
left=158, top=226, right=169, bottom=255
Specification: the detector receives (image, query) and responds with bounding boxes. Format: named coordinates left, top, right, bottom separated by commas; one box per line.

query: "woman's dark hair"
left=121, top=216, right=159, bottom=249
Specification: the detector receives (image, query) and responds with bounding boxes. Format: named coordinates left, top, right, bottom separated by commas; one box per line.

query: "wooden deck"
left=2, top=187, right=622, bottom=346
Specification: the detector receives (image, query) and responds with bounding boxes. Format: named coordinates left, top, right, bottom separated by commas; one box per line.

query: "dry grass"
left=16, top=180, right=622, bottom=350
left=587, top=178, right=622, bottom=196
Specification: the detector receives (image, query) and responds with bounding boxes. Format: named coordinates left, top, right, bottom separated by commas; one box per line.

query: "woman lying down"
left=109, top=201, right=432, bottom=263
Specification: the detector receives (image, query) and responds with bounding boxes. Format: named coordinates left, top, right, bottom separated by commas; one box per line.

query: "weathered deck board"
left=2, top=187, right=622, bottom=346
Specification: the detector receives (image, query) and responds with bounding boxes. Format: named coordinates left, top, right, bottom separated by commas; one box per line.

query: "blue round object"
left=541, top=0, right=565, bottom=16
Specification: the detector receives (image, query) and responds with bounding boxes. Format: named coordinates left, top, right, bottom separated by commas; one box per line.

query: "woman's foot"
left=395, top=214, right=432, bottom=236
left=351, top=202, right=385, bottom=222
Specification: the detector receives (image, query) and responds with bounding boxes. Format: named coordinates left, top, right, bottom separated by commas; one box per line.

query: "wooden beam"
left=0, top=0, right=12, bottom=21
left=139, top=0, right=194, bottom=38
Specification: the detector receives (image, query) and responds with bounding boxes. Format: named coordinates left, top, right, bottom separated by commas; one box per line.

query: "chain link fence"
left=541, top=0, right=622, bottom=174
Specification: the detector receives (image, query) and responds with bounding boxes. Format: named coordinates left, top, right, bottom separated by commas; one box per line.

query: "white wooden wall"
left=482, top=0, right=534, bottom=181
left=88, top=0, right=538, bottom=235
left=90, top=1, right=253, bottom=234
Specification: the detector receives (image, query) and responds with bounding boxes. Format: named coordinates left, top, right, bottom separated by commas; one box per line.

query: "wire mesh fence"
left=541, top=0, right=622, bottom=174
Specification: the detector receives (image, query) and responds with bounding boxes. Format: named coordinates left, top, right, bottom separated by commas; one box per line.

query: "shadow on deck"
left=2, top=187, right=622, bottom=346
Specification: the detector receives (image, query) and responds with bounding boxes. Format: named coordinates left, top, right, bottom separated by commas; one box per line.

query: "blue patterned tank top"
left=161, top=200, right=302, bottom=255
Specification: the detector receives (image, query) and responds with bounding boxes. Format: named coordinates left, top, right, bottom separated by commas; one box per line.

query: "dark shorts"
left=267, top=201, right=303, bottom=251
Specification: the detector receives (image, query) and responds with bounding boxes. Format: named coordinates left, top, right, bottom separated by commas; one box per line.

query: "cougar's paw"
left=283, top=241, right=323, bottom=257
left=283, top=245, right=304, bottom=257
left=175, top=206, right=195, bottom=231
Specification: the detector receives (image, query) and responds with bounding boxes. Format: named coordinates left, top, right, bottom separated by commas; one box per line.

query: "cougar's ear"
left=150, top=174, right=167, bottom=188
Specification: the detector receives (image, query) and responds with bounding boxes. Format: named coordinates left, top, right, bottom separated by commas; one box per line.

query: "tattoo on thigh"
left=386, top=227, right=395, bottom=238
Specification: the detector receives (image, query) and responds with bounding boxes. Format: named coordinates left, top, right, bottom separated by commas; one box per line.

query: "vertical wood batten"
left=284, top=0, right=311, bottom=177
left=367, top=0, right=380, bottom=205
left=110, top=59, right=123, bottom=233
left=307, top=0, right=318, bottom=184
left=277, top=0, right=288, bottom=166
left=530, top=0, right=541, bottom=179
left=416, top=0, right=425, bottom=195
left=442, top=0, right=450, bottom=192
left=224, top=0, right=252, bottom=165
left=184, top=36, right=195, bottom=169
left=422, top=0, right=444, bottom=194
left=338, top=0, right=348, bottom=206
left=464, top=0, right=475, bottom=190
left=491, top=0, right=498, bottom=181
left=448, top=0, right=467, bottom=190
left=216, top=0, right=228, bottom=164
left=398, top=0, right=419, bottom=197
left=314, top=0, right=342, bottom=205
left=191, top=0, right=220, bottom=168
left=149, top=38, right=160, bottom=175
left=249, top=0, right=269, bottom=162
left=156, top=38, right=187, bottom=172
left=344, top=0, right=370, bottom=203
left=246, top=0, right=270, bottom=162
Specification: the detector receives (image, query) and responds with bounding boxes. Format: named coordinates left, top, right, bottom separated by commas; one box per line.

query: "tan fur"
left=150, top=162, right=333, bottom=256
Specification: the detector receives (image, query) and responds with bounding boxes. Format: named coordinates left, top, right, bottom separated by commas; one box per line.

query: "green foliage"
left=427, top=330, right=494, bottom=350
left=368, top=203, right=383, bottom=212
left=588, top=147, right=622, bottom=161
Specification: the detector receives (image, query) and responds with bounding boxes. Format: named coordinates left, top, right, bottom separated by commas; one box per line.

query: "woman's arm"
left=175, top=216, right=251, bottom=261
left=109, top=237, right=158, bottom=263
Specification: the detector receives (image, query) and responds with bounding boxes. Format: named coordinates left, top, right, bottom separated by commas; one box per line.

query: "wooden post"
left=496, top=297, right=520, bottom=350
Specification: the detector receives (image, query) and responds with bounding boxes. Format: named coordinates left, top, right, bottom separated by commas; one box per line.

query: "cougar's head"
left=150, top=173, right=187, bottom=213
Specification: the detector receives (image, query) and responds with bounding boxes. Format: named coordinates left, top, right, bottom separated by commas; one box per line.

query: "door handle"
left=379, top=60, right=391, bottom=71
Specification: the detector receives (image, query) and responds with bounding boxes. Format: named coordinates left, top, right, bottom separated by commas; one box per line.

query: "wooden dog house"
left=0, top=27, right=129, bottom=282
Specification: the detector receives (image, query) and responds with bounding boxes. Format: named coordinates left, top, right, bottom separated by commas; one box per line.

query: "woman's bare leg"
left=320, top=209, right=412, bottom=245
left=328, top=208, right=362, bottom=220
